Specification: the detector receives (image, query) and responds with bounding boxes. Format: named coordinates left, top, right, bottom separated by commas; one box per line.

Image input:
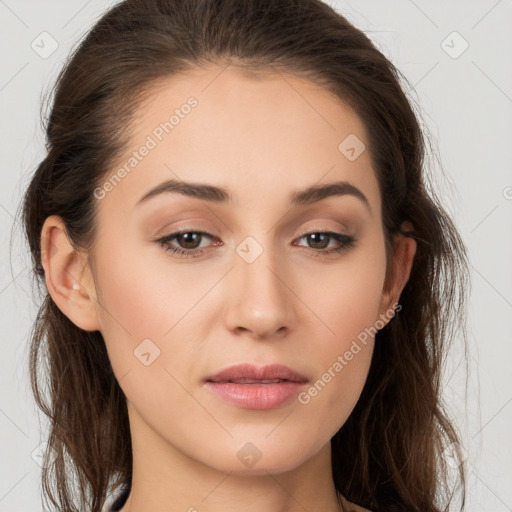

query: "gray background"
left=1, top=1, right=511, bottom=510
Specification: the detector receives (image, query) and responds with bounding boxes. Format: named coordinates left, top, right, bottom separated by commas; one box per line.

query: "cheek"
left=295, top=242, right=386, bottom=426
left=301, top=238, right=386, bottom=347
left=93, top=251, right=204, bottom=431
left=94, top=237, right=204, bottom=336
left=91, top=242, right=170, bottom=376
left=93, top=242, right=222, bottom=386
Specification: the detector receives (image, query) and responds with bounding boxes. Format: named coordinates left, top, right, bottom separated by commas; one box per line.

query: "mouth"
left=204, top=363, right=308, bottom=410
left=205, top=363, right=308, bottom=383
left=210, top=378, right=295, bottom=384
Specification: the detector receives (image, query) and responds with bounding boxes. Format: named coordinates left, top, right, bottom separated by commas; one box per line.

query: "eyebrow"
left=136, top=178, right=372, bottom=214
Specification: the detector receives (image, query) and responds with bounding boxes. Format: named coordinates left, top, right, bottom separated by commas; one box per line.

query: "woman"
left=20, top=0, right=469, bottom=511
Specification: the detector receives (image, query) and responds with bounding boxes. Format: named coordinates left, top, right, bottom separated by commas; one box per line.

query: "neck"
left=118, top=402, right=346, bottom=512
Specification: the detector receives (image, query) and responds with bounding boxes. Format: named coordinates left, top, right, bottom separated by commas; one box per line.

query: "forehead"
left=98, top=65, right=381, bottom=220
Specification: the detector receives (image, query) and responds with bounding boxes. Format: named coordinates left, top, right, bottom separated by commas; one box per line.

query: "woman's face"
left=77, top=66, right=404, bottom=474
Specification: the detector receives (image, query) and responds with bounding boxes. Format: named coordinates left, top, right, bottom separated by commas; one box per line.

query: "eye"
left=156, top=230, right=218, bottom=258
left=294, top=231, right=356, bottom=255
left=156, top=229, right=357, bottom=259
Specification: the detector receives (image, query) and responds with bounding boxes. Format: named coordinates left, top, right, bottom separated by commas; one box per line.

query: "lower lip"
left=205, top=381, right=307, bottom=410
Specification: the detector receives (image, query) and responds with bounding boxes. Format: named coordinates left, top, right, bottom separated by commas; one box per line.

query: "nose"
left=223, top=243, right=296, bottom=340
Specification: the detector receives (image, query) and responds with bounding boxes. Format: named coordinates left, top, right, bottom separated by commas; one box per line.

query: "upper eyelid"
left=161, top=227, right=348, bottom=237
left=162, top=219, right=351, bottom=235
left=295, top=225, right=349, bottom=237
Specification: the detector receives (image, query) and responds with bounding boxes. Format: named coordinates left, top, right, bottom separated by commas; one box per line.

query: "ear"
left=378, top=221, right=417, bottom=324
left=40, top=215, right=101, bottom=332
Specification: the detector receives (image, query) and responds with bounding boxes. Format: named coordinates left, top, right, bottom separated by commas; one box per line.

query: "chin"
left=191, top=432, right=322, bottom=476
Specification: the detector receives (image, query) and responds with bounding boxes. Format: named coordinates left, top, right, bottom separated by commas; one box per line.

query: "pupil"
left=309, top=233, right=329, bottom=249
left=179, top=233, right=200, bottom=249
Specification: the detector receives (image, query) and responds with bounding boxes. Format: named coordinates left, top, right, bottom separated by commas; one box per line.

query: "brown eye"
left=156, top=230, right=216, bottom=258
left=175, top=232, right=203, bottom=249
left=305, top=233, right=330, bottom=249
left=294, top=231, right=356, bottom=255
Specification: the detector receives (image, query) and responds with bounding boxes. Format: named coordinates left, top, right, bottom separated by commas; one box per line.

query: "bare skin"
left=41, top=64, right=416, bottom=512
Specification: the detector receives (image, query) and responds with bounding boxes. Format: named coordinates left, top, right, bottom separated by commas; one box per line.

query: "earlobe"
left=40, top=215, right=101, bottom=332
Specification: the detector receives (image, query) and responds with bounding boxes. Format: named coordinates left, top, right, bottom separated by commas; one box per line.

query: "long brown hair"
left=19, top=0, right=469, bottom=510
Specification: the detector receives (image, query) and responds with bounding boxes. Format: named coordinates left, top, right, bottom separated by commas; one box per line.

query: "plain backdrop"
left=1, top=1, right=511, bottom=511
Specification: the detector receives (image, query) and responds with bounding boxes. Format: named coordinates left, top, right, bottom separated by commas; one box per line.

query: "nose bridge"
left=223, top=233, right=295, bottom=338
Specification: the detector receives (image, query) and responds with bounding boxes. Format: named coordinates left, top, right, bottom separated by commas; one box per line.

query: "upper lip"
left=205, top=363, right=308, bottom=383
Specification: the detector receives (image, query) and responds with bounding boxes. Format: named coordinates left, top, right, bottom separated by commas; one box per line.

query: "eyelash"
left=156, top=228, right=356, bottom=259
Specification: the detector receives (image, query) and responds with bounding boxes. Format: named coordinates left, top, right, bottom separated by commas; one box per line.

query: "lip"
left=204, top=363, right=308, bottom=410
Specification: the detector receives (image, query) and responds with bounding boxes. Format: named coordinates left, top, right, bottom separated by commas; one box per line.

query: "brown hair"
left=19, top=0, right=469, bottom=511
